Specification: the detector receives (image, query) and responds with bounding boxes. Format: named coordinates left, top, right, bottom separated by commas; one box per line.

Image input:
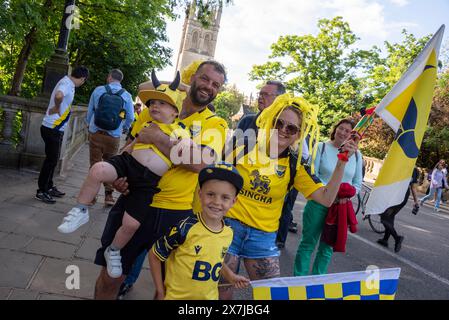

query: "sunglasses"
left=274, top=118, right=300, bottom=136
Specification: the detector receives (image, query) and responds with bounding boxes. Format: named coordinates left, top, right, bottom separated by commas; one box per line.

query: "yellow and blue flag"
left=366, top=25, right=445, bottom=215
left=252, top=268, right=401, bottom=300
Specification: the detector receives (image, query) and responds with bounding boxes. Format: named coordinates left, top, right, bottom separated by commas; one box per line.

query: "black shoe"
left=376, top=239, right=389, bottom=248
left=35, top=191, right=56, bottom=204
left=49, top=186, right=65, bottom=198
left=394, top=236, right=404, bottom=253
left=117, top=283, right=133, bottom=300
left=412, top=204, right=419, bottom=215
left=288, top=222, right=298, bottom=233
left=276, top=241, right=285, bottom=250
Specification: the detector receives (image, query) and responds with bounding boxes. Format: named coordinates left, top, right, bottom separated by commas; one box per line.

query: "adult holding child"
left=94, top=60, right=229, bottom=300
left=219, top=94, right=359, bottom=299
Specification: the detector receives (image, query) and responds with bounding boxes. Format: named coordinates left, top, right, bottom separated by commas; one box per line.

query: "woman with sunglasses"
left=219, top=94, right=359, bottom=299
left=293, top=118, right=363, bottom=276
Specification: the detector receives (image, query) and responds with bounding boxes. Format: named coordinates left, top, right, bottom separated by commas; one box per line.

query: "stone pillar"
left=0, top=109, right=15, bottom=146
left=40, top=0, right=76, bottom=99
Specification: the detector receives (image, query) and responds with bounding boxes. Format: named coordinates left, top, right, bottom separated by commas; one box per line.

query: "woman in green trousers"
left=294, top=119, right=363, bottom=275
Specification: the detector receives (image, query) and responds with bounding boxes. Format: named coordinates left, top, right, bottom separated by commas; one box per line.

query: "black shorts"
left=94, top=201, right=194, bottom=275
left=105, top=152, right=161, bottom=223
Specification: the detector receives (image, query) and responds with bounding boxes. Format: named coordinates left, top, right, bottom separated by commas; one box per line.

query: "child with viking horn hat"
left=219, top=93, right=359, bottom=300
left=58, top=71, right=192, bottom=279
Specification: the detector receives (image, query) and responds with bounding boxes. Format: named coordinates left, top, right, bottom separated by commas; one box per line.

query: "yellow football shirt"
left=152, top=214, right=233, bottom=300
left=132, top=120, right=190, bottom=167
left=151, top=107, right=228, bottom=210
left=226, top=143, right=324, bottom=232
left=130, top=107, right=152, bottom=139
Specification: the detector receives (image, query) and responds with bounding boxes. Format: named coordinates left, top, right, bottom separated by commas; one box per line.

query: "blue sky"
left=158, top=0, right=449, bottom=96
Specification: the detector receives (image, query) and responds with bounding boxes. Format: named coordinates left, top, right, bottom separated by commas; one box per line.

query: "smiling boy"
left=148, top=162, right=250, bottom=300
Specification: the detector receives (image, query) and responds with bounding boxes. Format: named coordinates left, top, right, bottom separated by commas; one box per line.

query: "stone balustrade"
left=0, top=94, right=88, bottom=176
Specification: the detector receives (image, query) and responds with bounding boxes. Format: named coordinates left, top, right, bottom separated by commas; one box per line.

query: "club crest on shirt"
left=190, top=125, right=201, bottom=137
left=221, top=247, right=228, bottom=259
left=194, top=245, right=202, bottom=255
left=249, top=170, right=271, bottom=195
left=275, top=165, right=287, bottom=178
left=169, top=227, right=178, bottom=237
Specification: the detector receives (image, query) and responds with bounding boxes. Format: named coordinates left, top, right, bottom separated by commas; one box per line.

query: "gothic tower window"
left=191, top=31, right=199, bottom=51
left=202, top=33, right=211, bottom=55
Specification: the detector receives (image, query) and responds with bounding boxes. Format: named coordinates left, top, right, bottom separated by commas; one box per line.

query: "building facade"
left=175, top=3, right=222, bottom=72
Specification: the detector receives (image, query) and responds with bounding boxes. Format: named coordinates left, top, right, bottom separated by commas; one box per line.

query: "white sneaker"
left=57, top=207, right=89, bottom=233
left=104, top=246, right=122, bottom=278
left=435, top=208, right=441, bottom=212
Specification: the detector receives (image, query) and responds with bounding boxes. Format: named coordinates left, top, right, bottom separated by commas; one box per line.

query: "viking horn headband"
left=169, top=71, right=181, bottom=91
left=151, top=70, right=161, bottom=89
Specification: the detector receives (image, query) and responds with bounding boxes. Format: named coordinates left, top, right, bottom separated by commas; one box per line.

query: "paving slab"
left=8, top=193, right=79, bottom=215
left=29, top=258, right=101, bottom=299
left=0, top=216, right=20, bottom=233
left=13, top=211, right=87, bottom=245
left=0, top=287, right=12, bottom=300
left=87, top=220, right=106, bottom=240
left=75, top=237, right=101, bottom=261
left=0, top=233, right=33, bottom=250
left=8, top=288, right=40, bottom=300
left=0, top=231, right=8, bottom=241
left=0, top=202, right=41, bottom=220
left=25, top=238, right=78, bottom=260
left=0, top=249, right=43, bottom=288
left=38, top=293, right=84, bottom=300
left=119, top=264, right=154, bottom=300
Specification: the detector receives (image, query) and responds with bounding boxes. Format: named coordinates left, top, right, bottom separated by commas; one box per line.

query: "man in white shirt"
left=36, top=66, right=89, bottom=204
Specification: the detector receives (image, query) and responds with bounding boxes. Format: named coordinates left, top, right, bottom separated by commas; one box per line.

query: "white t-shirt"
left=42, top=76, right=75, bottom=132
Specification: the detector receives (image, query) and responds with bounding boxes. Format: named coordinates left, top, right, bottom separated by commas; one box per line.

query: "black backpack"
left=94, top=85, right=126, bottom=130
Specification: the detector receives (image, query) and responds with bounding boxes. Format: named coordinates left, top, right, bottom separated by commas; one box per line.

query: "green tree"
left=214, top=85, right=244, bottom=127
left=418, top=69, right=449, bottom=168
left=365, top=30, right=431, bottom=102
left=360, top=30, right=432, bottom=160
left=0, top=0, right=60, bottom=96
left=249, top=16, right=380, bottom=135
left=0, top=0, right=231, bottom=100
left=68, top=0, right=177, bottom=103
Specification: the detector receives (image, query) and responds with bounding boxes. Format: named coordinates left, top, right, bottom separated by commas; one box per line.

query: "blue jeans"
left=420, top=187, right=443, bottom=209
left=124, top=249, right=148, bottom=285
left=225, top=218, right=279, bottom=259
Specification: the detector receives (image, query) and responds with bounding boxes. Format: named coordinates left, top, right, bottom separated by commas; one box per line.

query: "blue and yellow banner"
left=366, top=25, right=445, bottom=215
left=252, top=268, right=401, bottom=300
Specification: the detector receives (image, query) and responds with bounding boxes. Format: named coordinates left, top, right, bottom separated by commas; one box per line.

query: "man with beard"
left=94, top=61, right=228, bottom=299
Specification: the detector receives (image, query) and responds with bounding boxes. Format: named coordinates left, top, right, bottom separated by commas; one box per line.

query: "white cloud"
left=389, top=0, right=409, bottom=7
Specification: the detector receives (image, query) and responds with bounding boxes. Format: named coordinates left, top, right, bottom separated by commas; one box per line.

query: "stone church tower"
left=175, top=3, right=222, bottom=72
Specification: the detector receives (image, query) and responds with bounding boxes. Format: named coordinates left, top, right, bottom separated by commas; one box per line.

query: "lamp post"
left=40, top=0, right=76, bottom=98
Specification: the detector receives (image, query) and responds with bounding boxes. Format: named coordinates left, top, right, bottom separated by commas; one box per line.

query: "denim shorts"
left=225, top=217, right=279, bottom=259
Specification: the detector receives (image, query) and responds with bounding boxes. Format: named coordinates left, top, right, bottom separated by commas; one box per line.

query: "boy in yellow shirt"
left=149, top=162, right=250, bottom=300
